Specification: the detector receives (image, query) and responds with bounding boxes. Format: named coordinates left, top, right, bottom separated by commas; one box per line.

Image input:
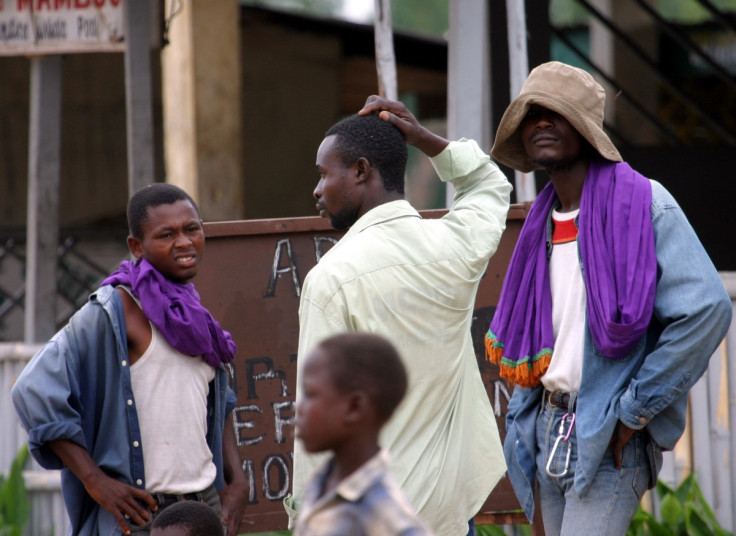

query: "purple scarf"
left=101, top=258, right=236, bottom=367
left=485, top=158, right=656, bottom=387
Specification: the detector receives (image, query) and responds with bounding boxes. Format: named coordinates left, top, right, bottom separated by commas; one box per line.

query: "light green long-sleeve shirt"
left=292, top=139, right=512, bottom=536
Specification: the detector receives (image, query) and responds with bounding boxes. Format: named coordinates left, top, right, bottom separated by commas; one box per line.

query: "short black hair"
left=325, top=113, right=408, bottom=194
left=318, top=332, right=408, bottom=423
left=127, top=183, right=200, bottom=239
left=151, top=501, right=223, bottom=536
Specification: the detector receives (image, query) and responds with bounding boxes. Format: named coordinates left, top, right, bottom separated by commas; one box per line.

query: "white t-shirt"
left=542, top=208, right=586, bottom=393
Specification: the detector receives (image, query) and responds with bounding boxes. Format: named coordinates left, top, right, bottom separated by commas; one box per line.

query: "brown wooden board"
left=196, top=205, right=529, bottom=533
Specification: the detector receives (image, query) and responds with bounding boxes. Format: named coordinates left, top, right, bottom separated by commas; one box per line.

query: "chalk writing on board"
left=233, top=355, right=296, bottom=505
left=493, top=380, right=512, bottom=417
left=233, top=404, right=265, bottom=446
left=264, top=236, right=339, bottom=298
left=231, top=355, right=510, bottom=505
left=313, top=236, right=338, bottom=263
left=262, top=454, right=290, bottom=500
left=245, top=356, right=290, bottom=399
left=265, top=238, right=301, bottom=298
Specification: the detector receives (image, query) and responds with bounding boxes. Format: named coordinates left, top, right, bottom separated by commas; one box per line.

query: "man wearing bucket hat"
left=486, top=61, right=732, bottom=535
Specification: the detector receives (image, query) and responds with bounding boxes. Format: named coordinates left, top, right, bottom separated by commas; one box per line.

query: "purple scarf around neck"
left=101, top=258, right=236, bottom=368
left=485, top=158, right=657, bottom=388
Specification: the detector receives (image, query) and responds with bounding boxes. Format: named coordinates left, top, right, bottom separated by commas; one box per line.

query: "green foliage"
left=240, top=0, right=451, bottom=38
left=476, top=525, right=507, bottom=536
left=391, top=0, right=448, bottom=38
left=239, top=0, right=341, bottom=18
left=550, top=0, right=589, bottom=27
left=658, top=0, right=736, bottom=24
left=477, top=524, right=532, bottom=536
left=627, top=474, right=733, bottom=536
left=551, top=0, right=736, bottom=27
left=0, top=445, right=31, bottom=536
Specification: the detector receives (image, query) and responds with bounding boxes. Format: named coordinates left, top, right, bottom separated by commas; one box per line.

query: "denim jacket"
left=503, top=180, right=732, bottom=521
left=12, top=284, right=237, bottom=536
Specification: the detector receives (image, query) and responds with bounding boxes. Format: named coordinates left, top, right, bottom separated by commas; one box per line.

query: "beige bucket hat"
left=491, top=61, right=622, bottom=172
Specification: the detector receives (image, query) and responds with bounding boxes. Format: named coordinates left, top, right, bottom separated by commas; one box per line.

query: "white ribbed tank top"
left=122, top=287, right=217, bottom=493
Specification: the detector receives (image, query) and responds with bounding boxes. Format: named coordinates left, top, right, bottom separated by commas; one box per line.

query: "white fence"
left=655, top=272, right=736, bottom=530
left=1, top=343, right=68, bottom=536
left=2, top=273, right=736, bottom=535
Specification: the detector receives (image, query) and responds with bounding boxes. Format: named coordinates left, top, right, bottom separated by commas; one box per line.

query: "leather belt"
left=545, top=390, right=572, bottom=409
left=155, top=484, right=213, bottom=510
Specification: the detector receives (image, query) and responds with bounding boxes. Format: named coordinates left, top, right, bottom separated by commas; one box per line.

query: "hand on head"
left=359, top=95, right=449, bottom=157
left=358, top=96, right=422, bottom=143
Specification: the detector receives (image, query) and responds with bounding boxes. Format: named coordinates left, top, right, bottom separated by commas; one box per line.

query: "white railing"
left=1, top=342, right=67, bottom=536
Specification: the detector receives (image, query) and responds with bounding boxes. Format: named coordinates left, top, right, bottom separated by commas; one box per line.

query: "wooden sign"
left=0, top=0, right=124, bottom=56
left=197, top=206, right=529, bottom=532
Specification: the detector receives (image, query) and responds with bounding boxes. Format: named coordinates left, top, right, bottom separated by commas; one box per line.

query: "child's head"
left=296, top=332, right=408, bottom=453
left=149, top=500, right=223, bottom=536
left=126, top=184, right=204, bottom=283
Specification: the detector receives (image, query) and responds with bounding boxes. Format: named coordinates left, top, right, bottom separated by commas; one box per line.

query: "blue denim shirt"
left=503, top=180, right=733, bottom=521
left=11, top=284, right=237, bottom=536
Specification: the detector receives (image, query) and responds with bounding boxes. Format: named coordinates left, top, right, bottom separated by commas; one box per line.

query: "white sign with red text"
left=0, top=0, right=124, bottom=56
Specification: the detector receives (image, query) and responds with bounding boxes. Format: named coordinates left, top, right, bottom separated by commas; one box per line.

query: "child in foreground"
left=293, top=332, right=434, bottom=536
left=150, top=500, right=224, bottom=536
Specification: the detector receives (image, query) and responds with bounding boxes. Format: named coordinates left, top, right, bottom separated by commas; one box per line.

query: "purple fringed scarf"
left=487, top=158, right=657, bottom=387
left=101, top=258, right=236, bottom=367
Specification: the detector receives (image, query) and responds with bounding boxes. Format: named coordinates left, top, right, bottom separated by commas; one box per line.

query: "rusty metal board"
left=196, top=205, right=529, bottom=533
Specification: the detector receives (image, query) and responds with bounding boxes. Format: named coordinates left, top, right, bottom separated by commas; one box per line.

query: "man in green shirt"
left=288, top=97, right=512, bottom=536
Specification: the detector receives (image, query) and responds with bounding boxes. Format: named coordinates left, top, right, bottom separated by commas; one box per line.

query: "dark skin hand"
left=610, top=421, right=637, bottom=470
left=358, top=95, right=449, bottom=157
left=48, top=439, right=157, bottom=535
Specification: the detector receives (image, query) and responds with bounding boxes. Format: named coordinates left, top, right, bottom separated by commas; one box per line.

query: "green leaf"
left=660, top=492, right=684, bottom=526
left=689, top=477, right=722, bottom=528
left=631, top=509, right=655, bottom=523
left=475, top=525, right=508, bottom=536
left=631, top=477, right=735, bottom=536
left=674, top=473, right=697, bottom=505
left=0, top=445, right=30, bottom=533
left=656, top=478, right=677, bottom=500
left=685, top=503, right=716, bottom=536
left=647, top=517, right=675, bottom=536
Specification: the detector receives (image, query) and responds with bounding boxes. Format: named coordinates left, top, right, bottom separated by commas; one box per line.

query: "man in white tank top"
left=12, top=184, right=249, bottom=536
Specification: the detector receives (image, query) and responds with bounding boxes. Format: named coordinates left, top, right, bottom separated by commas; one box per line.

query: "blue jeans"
left=535, top=398, right=650, bottom=536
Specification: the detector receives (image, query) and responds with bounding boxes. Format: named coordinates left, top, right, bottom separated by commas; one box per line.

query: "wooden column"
left=124, top=0, right=156, bottom=195
left=447, top=0, right=491, bottom=148
left=373, top=0, right=397, bottom=100
left=446, top=0, right=490, bottom=205
left=161, top=0, right=243, bottom=220
left=25, top=56, right=62, bottom=343
left=506, top=0, right=536, bottom=202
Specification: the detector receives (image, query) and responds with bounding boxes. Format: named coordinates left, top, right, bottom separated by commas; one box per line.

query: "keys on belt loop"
left=545, top=412, right=575, bottom=478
